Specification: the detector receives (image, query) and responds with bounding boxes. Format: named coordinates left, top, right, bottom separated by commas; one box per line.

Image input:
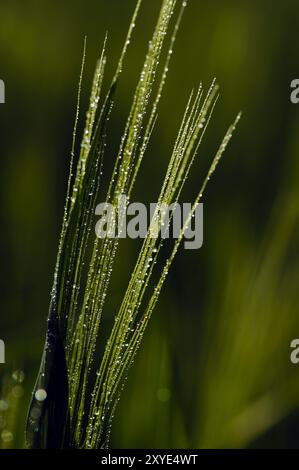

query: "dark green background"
left=1, top=0, right=299, bottom=448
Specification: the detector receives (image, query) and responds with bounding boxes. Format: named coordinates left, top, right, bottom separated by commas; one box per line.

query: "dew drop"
left=35, top=389, right=47, bottom=402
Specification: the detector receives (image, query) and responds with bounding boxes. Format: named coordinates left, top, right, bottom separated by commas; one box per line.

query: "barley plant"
left=25, top=0, right=240, bottom=449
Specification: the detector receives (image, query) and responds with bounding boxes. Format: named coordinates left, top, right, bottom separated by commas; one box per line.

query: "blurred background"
left=0, top=0, right=299, bottom=449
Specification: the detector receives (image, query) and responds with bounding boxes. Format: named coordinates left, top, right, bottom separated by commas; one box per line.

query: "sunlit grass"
left=25, top=0, right=239, bottom=449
